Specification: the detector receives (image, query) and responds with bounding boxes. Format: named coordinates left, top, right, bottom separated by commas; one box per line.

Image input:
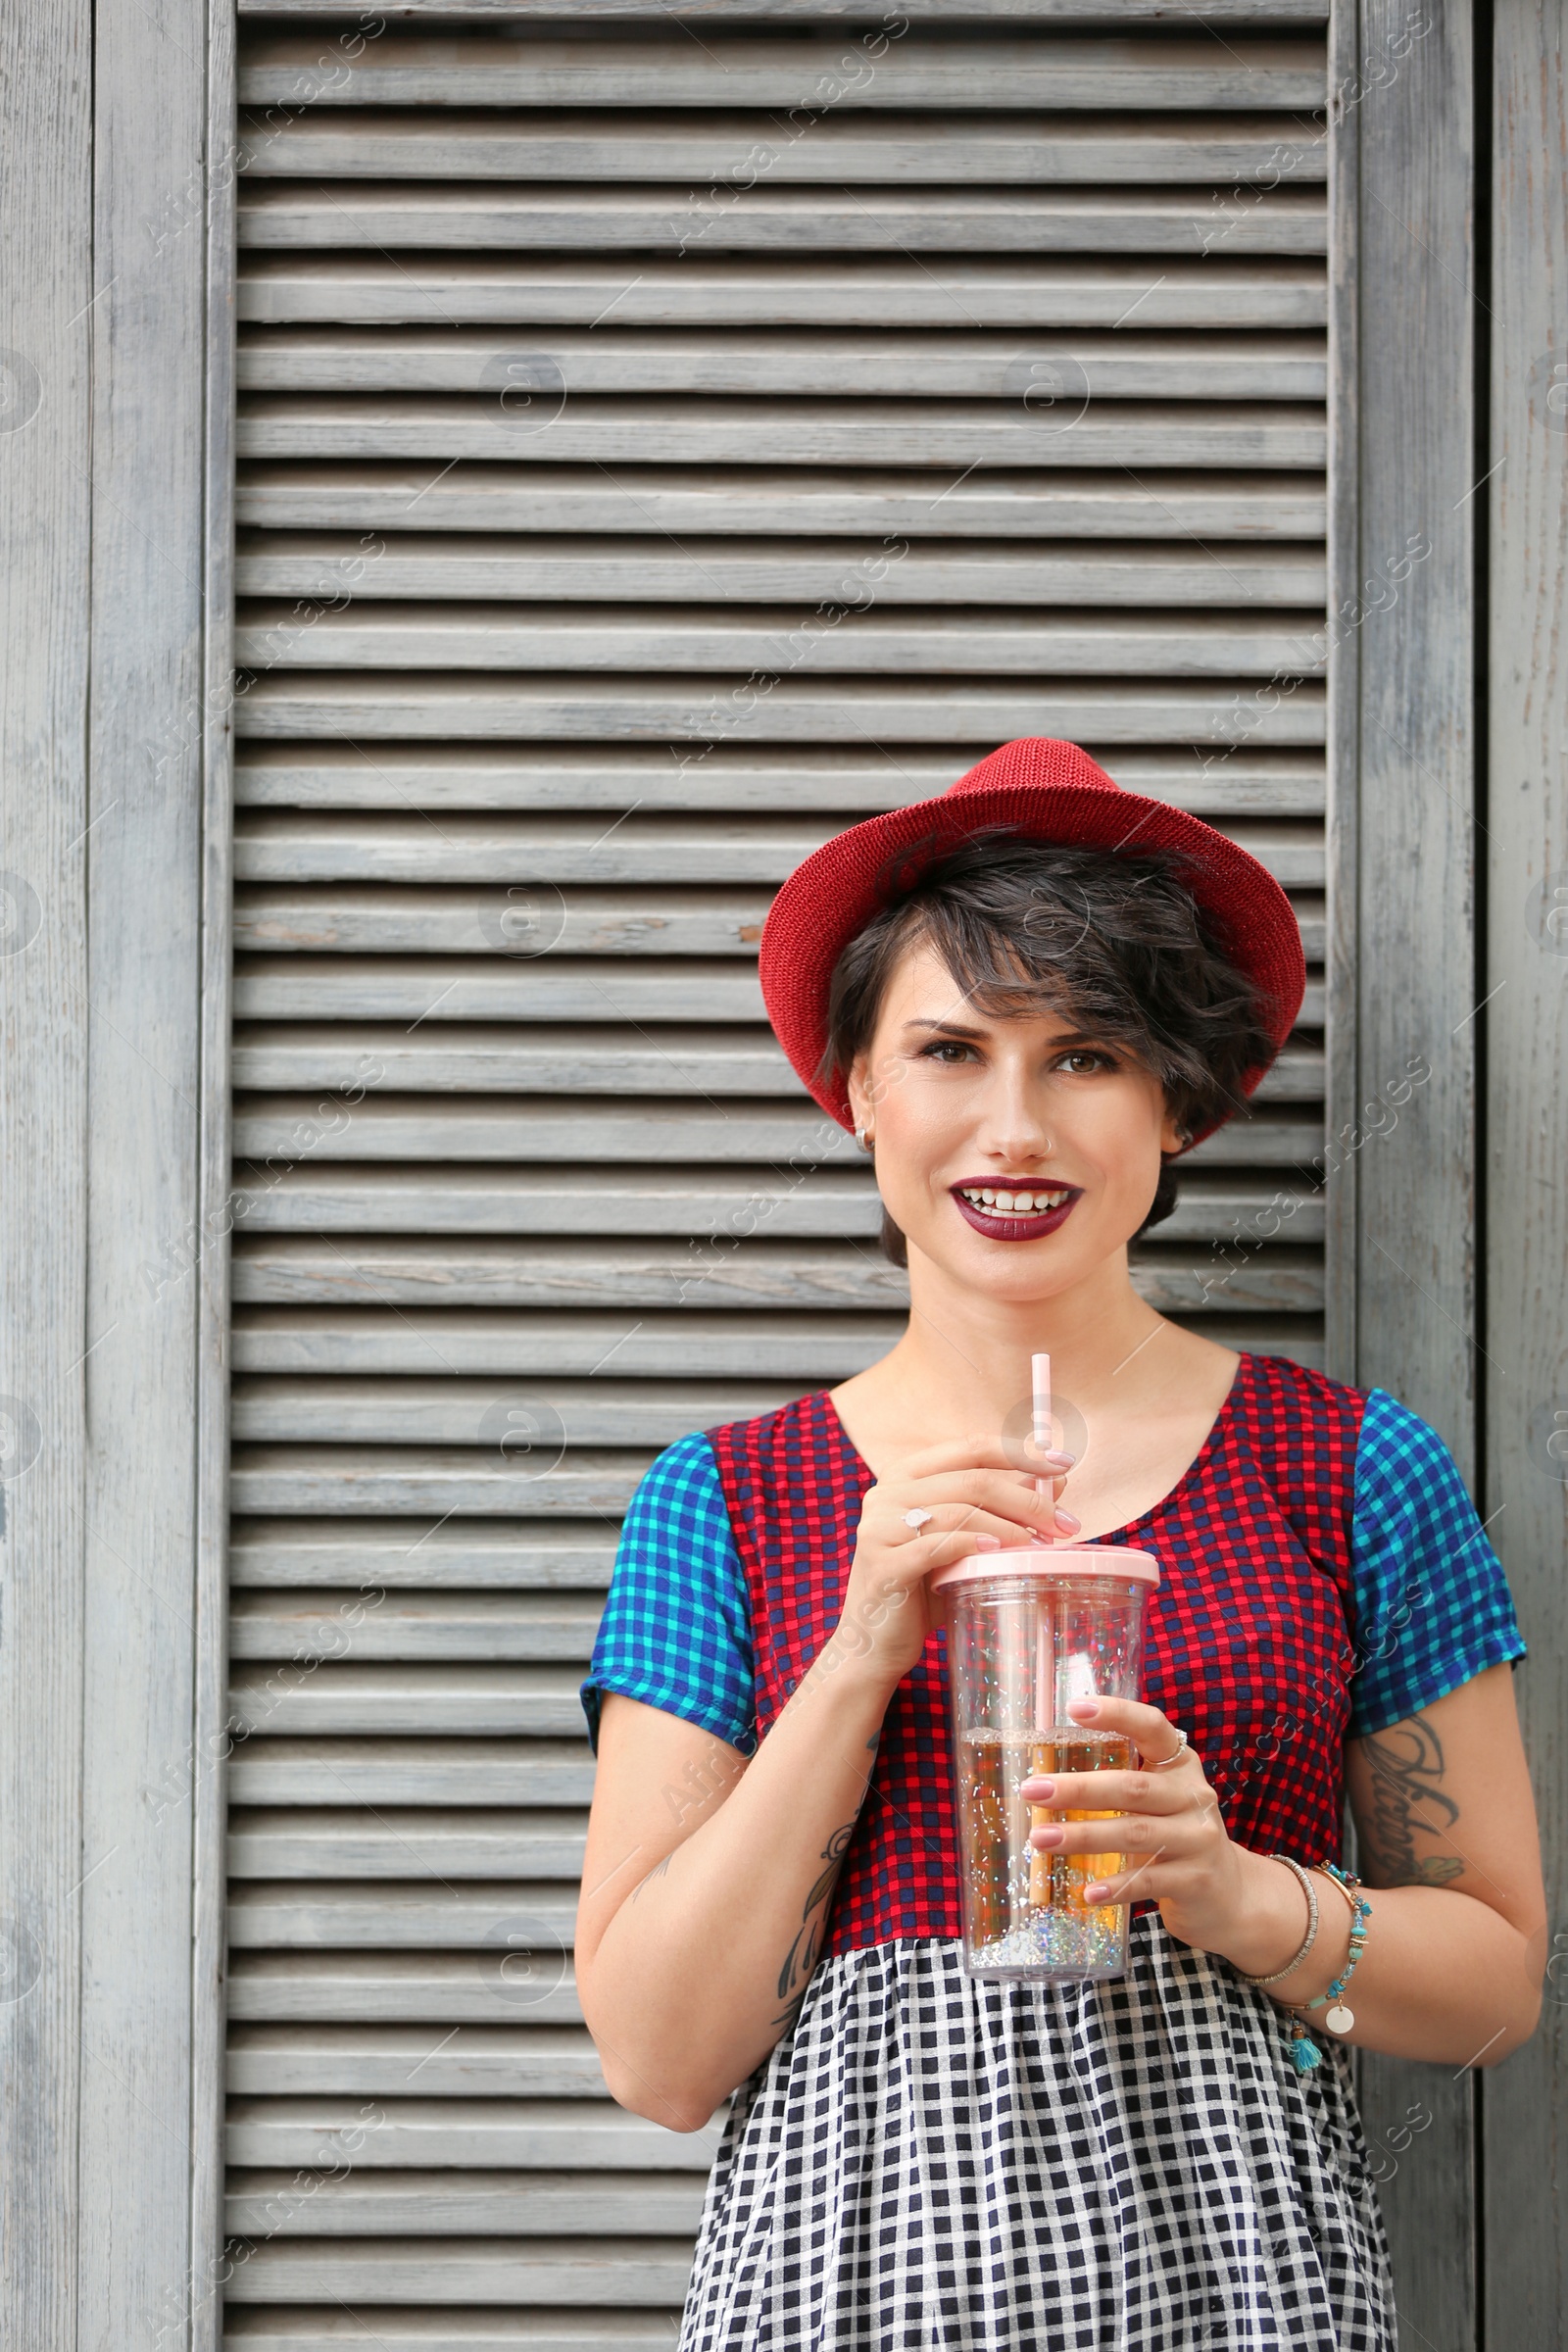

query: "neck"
left=885, top=1243, right=1165, bottom=1439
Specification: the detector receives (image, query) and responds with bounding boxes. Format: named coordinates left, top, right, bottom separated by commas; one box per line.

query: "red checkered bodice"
left=706, top=1353, right=1365, bottom=1957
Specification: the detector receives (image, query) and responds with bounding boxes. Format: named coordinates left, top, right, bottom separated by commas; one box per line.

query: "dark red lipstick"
left=949, top=1178, right=1082, bottom=1242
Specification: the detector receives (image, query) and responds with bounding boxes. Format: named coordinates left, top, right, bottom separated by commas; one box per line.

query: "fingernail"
left=1043, top=1449, right=1077, bottom=1468
left=1083, top=1884, right=1112, bottom=1905
left=1067, top=1697, right=1101, bottom=1719
left=972, top=1533, right=1002, bottom=1552
left=1032, top=1826, right=1064, bottom=1848
left=1054, top=1506, right=1082, bottom=1533
left=1025, top=1779, right=1056, bottom=1800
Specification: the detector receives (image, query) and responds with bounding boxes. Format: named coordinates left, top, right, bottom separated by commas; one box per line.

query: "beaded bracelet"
left=1282, top=1863, right=1373, bottom=2074
left=1237, top=1856, right=1320, bottom=1987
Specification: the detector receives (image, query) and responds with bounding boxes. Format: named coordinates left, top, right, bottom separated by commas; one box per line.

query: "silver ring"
left=902, top=1507, right=934, bottom=1533
left=1146, top=1728, right=1190, bottom=1771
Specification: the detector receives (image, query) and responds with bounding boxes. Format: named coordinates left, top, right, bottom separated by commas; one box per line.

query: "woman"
left=575, top=738, right=1544, bottom=2351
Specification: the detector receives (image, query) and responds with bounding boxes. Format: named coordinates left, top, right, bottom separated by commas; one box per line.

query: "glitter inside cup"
left=934, top=1548, right=1159, bottom=1984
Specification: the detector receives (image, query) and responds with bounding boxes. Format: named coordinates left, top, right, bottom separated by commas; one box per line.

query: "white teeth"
left=960, top=1186, right=1069, bottom=1214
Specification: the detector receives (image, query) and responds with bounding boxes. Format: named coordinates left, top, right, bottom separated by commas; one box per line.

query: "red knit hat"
left=759, top=737, right=1304, bottom=1146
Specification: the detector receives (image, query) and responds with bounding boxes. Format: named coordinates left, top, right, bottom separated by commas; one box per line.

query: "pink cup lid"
left=930, top=1544, right=1159, bottom=1592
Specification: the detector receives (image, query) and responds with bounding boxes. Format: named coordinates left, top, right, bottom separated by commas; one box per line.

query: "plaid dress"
left=583, top=1356, right=1527, bottom=2351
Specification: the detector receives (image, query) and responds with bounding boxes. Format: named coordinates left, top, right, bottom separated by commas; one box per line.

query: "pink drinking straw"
left=1031, top=1351, right=1054, bottom=1744
left=1031, top=1351, right=1054, bottom=1544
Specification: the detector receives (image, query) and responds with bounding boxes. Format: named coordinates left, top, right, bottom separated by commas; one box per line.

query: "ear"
left=1158, top=1101, right=1186, bottom=1156
left=845, top=1054, right=874, bottom=1135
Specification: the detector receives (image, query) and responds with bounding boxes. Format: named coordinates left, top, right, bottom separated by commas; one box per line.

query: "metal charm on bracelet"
left=1300, top=1863, right=1373, bottom=2036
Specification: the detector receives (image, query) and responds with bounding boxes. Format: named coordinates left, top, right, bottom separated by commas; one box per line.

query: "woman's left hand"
left=1018, top=1694, right=1262, bottom=1958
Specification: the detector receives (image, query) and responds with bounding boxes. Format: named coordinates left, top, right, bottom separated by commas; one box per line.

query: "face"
left=847, top=940, right=1183, bottom=1303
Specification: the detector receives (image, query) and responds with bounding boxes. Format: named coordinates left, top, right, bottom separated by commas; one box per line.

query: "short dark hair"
left=821, top=831, right=1277, bottom=1265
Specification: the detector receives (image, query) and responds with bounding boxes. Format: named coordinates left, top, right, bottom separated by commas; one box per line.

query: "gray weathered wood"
left=233, top=961, right=770, bottom=1025
left=225, top=2167, right=705, bottom=2236
left=229, top=1591, right=602, bottom=1661
left=235, top=108, right=1326, bottom=186
left=228, top=1447, right=651, bottom=1520
left=235, top=462, right=1328, bottom=541
left=81, top=6, right=216, bottom=2352
left=194, top=12, right=238, bottom=2349
left=0, top=7, right=91, bottom=2345
left=237, top=181, right=1329, bottom=257
left=228, top=1740, right=597, bottom=1807
left=228, top=1817, right=592, bottom=1886
left=227, top=2022, right=608, bottom=2097
left=232, top=602, right=1327, bottom=677
left=222, top=2318, right=685, bottom=2352
left=220, top=2314, right=683, bottom=2352
left=227, top=1661, right=596, bottom=1739
left=230, top=740, right=1327, bottom=813
left=237, top=0, right=1326, bottom=15
left=239, top=256, right=1328, bottom=332
left=226, top=1948, right=591, bottom=2025
left=231, top=672, right=1329, bottom=745
left=224, top=2088, right=716, bottom=2164
left=233, top=533, right=1329, bottom=610
left=224, top=2238, right=697, bottom=2304
left=235, top=886, right=774, bottom=957
left=236, top=393, right=1327, bottom=470
left=1342, top=9, right=1483, bottom=2346
left=235, top=31, right=1326, bottom=110
left=236, top=327, right=1325, bottom=403
left=229, top=1519, right=615, bottom=1588
left=227, top=1886, right=584, bottom=1949
left=1482, top=9, right=1568, bottom=2344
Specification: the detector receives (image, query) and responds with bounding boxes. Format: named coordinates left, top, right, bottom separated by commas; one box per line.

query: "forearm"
left=1212, top=1849, right=1543, bottom=2067
left=582, top=1642, right=900, bottom=2131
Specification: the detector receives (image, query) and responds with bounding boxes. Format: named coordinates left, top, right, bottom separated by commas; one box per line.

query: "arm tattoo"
left=772, top=1822, right=855, bottom=2031
left=1358, top=1715, right=1464, bottom=1887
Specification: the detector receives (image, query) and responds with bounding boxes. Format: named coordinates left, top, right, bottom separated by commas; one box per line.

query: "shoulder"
left=1226, top=1351, right=1367, bottom=1504
left=619, top=1431, right=734, bottom=1558
left=1235, top=1349, right=1367, bottom=1431
left=1346, top=1390, right=1526, bottom=1737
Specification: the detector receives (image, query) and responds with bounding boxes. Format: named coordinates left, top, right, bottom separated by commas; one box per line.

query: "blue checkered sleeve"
left=1348, top=1390, right=1527, bottom=1738
left=580, top=1433, right=757, bottom=1756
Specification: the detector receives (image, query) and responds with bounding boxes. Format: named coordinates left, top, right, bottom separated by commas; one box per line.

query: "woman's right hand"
left=829, top=1434, right=1079, bottom=1687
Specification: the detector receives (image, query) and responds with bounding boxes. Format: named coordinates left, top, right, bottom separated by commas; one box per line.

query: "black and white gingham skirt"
left=680, top=1916, right=1395, bottom=2351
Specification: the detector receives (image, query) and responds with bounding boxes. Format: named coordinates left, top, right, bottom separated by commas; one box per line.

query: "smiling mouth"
left=950, top=1181, right=1082, bottom=1241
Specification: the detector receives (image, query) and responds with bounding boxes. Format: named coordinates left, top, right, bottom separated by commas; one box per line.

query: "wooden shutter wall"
left=223, top=11, right=1330, bottom=2344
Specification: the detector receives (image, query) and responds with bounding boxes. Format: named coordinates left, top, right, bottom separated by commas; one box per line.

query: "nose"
left=974, top=1053, right=1054, bottom=1164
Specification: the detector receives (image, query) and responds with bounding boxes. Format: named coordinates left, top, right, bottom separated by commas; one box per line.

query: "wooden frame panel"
left=0, top=7, right=92, bottom=2342
left=1483, top=6, right=1568, bottom=2340
left=0, top=2, right=229, bottom=2345
left=1345, top=3, right=1485, bottom=2344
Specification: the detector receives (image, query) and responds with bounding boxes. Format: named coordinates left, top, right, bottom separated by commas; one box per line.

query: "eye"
left=1056, top=1048, right=1117, bottom=1075
left=919, top=1039, right=978, bottom=1065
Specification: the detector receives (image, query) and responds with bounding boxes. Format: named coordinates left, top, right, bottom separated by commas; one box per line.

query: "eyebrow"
left=901, top=1014, right=1105, bottom=1048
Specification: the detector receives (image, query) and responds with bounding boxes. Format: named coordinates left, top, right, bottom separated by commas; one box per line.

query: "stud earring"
left=855, top=1125, right=874, bottom=1152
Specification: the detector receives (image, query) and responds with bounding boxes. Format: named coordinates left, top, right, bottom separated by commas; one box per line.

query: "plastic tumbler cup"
left=932, top=1546, right=1160, bottom=1982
